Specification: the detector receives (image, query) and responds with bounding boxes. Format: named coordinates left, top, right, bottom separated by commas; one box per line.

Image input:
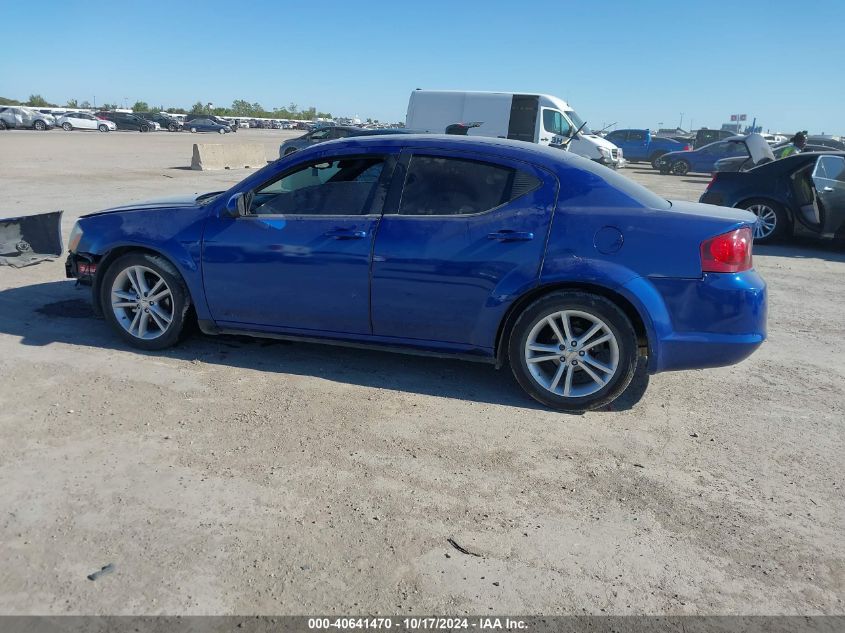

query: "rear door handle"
left=487, top=230, right=534, bottom=242
left=326, top=229, right=367, bottom=239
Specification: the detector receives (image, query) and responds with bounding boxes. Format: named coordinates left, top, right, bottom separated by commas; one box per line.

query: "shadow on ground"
left=1, top=280, right=651, bottom=412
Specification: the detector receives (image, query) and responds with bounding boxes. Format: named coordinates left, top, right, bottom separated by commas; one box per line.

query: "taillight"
left=706, top=174, right=718, bottom=190
left=683, top=144, right=691, bottom=151
left=700, top=227, right=753, bottom=273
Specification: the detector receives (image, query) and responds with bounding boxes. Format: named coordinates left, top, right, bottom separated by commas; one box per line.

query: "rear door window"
left=398, top=155, right=541, bottom=216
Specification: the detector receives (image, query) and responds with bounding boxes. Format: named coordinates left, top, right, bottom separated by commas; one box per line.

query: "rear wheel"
left=671, top=160, right=690, bottom=176
left=190, top=127, right=197, bottom=133
left=33, top=120, right=46, bottom=131
left=62, top=122, right=72, bottom=131
left=508, top=291, right=638, bottom=412
left=740, top=198, right=790, bottom=243
left=100, top=253, right=190, bottom=350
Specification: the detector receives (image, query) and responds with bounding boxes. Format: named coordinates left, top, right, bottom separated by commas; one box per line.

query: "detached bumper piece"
left=0, top=210, right=63, bottom=268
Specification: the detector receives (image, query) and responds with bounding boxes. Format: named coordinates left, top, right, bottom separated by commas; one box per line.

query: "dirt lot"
left=0, top=129, right=842, bottom=615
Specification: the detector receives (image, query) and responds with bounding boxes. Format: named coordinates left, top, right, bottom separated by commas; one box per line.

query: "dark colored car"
left=604, top=129, right=691, bottom=168
left=186, top=118, right=231, bottom=134
left=715, top=144, right=835, bottom=173
left=137, top=112, right=182, bottom=132
left=694, top=129, right=737, bottom=148
left=700, top=152, right=845, bottom=243
left=95, top=111, right=153, bottom=132
left=807, top=136, right=845, bottom=151
left=279, top=126, right=418, bottom=157
left=185, top=114, right=236, bottom=132
left=65, top=135, right=766, bottom=412
left=657, top=139, right=749, bottom=175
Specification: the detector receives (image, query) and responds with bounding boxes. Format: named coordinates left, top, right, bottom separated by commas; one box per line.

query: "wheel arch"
left=90, top=245, right=192, bottom=317
left=494, top=281, right=649, bottom=368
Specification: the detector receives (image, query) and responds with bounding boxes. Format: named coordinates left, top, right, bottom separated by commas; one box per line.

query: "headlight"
left=598, top=147, right=611, bottom=158
left=68, top=222, right=83, bottom=252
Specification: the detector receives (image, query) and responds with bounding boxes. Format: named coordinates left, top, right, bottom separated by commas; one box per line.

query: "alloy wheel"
left=747, top=204, right=777, bottom=239
left=111, top=265, right=174, bottom=340
left=524, top=310, right=619, bottom=398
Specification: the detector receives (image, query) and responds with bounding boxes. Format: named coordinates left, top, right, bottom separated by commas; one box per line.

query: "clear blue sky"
left=2, top=0, right=843, bottom=135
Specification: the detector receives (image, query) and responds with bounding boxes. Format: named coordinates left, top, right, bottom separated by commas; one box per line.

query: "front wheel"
left=100, top=253, right=190, bottom=350
left=650, top=152, right=666, bottom=169
left=190, top=127, right=197, bottom=133
left=508, top=291, right=638, bottom=412
left=98, top=124, right=109, bottom=132
left=671, top=160, right=690, bottom=176
left=139, top=124, right=149, bottom=133
left=62, top=122, right=73, bottom=131
left=33, top=120, right=46, bottom=131
left=218, top=128, right=225, bottom=134
left=740, top=199, right=790, bottom=244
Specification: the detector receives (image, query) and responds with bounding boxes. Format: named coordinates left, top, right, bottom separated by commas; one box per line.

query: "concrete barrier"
left=191, top=143, right=267, bottom=171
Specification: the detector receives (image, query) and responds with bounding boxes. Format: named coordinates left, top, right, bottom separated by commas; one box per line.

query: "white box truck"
left=406, top=90, right=623, bottom=168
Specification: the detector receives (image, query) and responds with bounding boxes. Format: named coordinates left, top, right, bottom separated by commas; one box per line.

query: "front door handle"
left=487, top=230, right=534, bottom=242
left=326, top=229, right=367, bottom=240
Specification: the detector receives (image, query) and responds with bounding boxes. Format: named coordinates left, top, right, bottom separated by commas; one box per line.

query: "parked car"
left=239, top=120, right=250, bottom=129
left=700, top=151, right=845, bottom=244
left=95, top=111, right=153, bottom=132
left=279, top=126, right=417, bottom=157
left=693, top=129, right=737, bottom=148
left=186, top=118, right=230, bottom=134
left=604, top=129, right=691, bottom=168
left=56, top=112, right=117, bottom=132
left=137, top=112, right=182, bottom=132
left=657, top=137, right=750, bottom=175
left=0, top=106, right=55, bottom=130
left=715, top=143, right=834, bottom=172
left=185, top=114, right=235, bottom=131
left=65, top=135, right=766, bottom=412
left=806, top=136, right=845, bottom=151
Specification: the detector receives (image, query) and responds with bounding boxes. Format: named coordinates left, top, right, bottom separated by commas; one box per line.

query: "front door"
left=202, top=152, right=396, bottom=335
left=539, top=108, right=572, bottom=148
left=370, top=149, right=556, bottom=350
left=811, top=155, right=845, bottom=236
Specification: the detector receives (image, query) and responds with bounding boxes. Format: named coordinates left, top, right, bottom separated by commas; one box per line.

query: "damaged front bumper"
left=65, top=251, right=97, bottom=285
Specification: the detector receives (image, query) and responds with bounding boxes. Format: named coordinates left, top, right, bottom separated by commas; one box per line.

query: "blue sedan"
left=657, top=139, right=749, bottom=175
left=65, top=135, right=766, bottom=411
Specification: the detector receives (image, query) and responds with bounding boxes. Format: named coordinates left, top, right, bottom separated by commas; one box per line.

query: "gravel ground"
left=0, top=130, right=842, bottom=615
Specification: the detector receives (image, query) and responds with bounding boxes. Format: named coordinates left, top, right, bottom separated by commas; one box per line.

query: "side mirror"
left=225, top=192, right=248, bottom=217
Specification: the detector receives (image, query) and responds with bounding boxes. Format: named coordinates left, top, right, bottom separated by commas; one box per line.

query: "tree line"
left=0, top=94, right=332, bottom=120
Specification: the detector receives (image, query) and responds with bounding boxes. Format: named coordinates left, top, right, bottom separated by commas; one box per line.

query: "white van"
left=406, top=90, right=622, bottom=167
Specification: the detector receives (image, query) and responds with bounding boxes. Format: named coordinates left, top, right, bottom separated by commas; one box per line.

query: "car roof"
left=303, top=134, right=587, bottom=169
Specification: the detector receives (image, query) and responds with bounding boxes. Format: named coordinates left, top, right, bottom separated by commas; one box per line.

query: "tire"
left=168, top=123, right=178, bottom=132
left=100, top=252, right=191, bottom=351
left=62, top=122, right=73, bottom=131
left=739, top=198, right=790, bottom=244
left=33, top=120, right=46, bottom=131
left=0, top=120, right=6, bottom=130
left=139, top=124, right=149, bottom=133
left=649, top=152, right=666, bottom=169
left=190, top=127, right=197, bottom=133
left=671, top=160, right=690, bottom=176
left=98, top=124, right=109, bottom=132
left=508, top=291, right=638, bottom=412
left=218, top=127, right=225, bottom=134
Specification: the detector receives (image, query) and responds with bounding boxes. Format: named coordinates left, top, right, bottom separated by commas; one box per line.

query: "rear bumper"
left=623, top=270, right=767, bottom=373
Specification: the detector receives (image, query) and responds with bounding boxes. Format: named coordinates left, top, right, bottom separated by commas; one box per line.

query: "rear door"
left=370, top=149, right=556, bottom=350
left=811, top=155, right=845, bottom=236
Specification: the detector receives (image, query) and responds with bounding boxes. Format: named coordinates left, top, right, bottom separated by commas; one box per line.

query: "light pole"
left=679, top=112, right=684, bottom=130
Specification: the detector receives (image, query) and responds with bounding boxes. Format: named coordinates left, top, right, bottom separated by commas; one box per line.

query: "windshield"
left=565, top=111, right=592, bottom=135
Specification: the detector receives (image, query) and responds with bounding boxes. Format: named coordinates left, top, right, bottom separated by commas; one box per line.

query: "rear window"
left=398, top=155, right=541, bottom=216
left=561, top=159, right=671, bottom=210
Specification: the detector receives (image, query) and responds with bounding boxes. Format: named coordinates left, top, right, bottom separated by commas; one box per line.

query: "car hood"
left=81, top=194, right=209, bottom=217
left=583, top=134, right=618, bottom=150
